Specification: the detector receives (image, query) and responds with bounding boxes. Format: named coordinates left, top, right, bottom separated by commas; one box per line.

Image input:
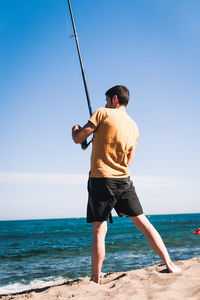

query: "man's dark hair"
left=105, top=85, right=130, bottom=106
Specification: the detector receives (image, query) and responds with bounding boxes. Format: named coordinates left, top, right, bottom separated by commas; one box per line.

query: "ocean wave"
left=0, top=276, right=69, bottom=295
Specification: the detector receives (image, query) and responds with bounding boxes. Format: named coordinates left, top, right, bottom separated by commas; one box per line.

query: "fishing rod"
left=67, top=0, right=93, bottom=150
left=67, top=1, right=113, bottom=224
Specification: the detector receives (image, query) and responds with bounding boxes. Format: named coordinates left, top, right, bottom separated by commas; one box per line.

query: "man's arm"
left=72, top=121, right=96, bottom=144
left=127, top=149, right=135, bottom=167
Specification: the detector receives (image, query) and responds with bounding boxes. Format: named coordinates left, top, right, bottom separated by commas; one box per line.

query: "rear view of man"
left=72, top=85, right=181, bottom=283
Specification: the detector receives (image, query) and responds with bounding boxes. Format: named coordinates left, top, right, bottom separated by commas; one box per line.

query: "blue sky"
left=0, top=0, right=199, bottom=220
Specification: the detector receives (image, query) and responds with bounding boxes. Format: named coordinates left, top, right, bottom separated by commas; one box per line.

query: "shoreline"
left=1, top=257, right=200, bottom=300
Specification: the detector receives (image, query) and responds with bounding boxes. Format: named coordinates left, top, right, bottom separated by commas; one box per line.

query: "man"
left=72, top=85, right=181, bottom=283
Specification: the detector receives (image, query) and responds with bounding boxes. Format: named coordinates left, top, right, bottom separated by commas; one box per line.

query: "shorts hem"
left=117, top=212, right=144, bottom=218
left=87, top=218, right=108, bottom=223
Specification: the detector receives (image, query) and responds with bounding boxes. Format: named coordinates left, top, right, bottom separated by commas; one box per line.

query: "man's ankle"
left=90, top=275, right=99, bottom=284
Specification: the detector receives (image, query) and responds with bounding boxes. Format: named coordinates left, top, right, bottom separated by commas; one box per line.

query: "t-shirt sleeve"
left=89, top=108, right=107, bottom=127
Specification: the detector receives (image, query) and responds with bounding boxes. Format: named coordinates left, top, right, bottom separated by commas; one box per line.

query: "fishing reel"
left=81, top=138, right=93, bottom=150
left=81, top=139, right=89, bottom=150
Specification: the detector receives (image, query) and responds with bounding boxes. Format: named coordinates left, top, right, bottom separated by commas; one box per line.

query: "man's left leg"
left=91, top=221, right=107, bottom=283
left=131, top=214, right=181, bottom=273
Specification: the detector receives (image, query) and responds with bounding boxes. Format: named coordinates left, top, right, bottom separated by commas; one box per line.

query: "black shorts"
left=87, top=177, right=143, bottom=223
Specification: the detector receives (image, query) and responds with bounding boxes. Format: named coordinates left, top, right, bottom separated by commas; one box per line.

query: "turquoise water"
left=0, top=213, right=199, bottom=294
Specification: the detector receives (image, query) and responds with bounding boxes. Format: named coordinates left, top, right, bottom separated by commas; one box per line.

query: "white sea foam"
left=0, top=276, right=69, bottom=296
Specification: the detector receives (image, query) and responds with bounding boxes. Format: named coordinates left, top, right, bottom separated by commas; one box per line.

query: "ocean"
left=0, top=213, right=199, bottom=295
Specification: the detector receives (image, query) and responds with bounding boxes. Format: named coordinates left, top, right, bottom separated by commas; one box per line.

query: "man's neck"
left=117, top=105, right=126, bottom=111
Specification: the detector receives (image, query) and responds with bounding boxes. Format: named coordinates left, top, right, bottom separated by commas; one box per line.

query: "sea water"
left=0, top=213, right=199, bottom=295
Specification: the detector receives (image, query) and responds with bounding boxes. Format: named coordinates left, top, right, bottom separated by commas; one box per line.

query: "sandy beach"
left=1, top=257, right=199, bottom=300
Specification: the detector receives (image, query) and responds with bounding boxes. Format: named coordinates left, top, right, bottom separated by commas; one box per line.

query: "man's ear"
left=112, top=95, right=119, bottom=106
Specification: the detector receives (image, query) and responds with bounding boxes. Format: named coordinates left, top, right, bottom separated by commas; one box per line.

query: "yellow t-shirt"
left=89, top=107, right=139, bottom=178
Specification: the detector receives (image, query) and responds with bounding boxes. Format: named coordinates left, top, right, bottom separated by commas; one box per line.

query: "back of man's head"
left=105, top=85, right=130, bottom=106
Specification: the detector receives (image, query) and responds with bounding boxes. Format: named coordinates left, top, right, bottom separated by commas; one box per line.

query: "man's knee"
left=131, top=214, right=151, bottom=232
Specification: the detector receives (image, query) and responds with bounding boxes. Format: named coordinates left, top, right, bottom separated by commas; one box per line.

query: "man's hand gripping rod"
left=68, top=0, right=93, bottom=150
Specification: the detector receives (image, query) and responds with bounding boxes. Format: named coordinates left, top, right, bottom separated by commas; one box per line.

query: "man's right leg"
left=91, top=221, right=107, bottom=283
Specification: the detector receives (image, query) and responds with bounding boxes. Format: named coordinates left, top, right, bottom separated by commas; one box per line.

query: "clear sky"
left=0, top=0, right=200, bottom=220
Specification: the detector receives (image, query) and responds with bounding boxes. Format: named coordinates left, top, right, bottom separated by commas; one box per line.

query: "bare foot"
left=166, top=261, right=181, bottom=273
left=90, top=276, right=99, bottom=284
